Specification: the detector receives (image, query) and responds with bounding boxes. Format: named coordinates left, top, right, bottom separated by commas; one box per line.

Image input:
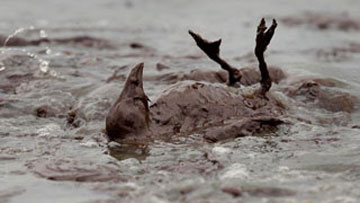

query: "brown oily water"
left=1, top=0, right=360, bottom=203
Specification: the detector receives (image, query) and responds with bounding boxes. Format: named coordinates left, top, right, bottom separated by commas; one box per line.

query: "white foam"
left=212, top=146, right=231, bottom=155
left=37, top=123, right=62, bottom=138
left=220, top=163, right=249, bottom=180
left=79, top=141, right=99, bottom=148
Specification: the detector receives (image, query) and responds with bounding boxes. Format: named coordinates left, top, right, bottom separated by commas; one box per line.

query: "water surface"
left=1, top=0, right=360, bottom=202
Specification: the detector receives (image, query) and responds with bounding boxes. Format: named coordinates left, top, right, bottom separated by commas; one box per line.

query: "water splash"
left=1, top=27, right=59, bottom=78
left=45, top=47, right=51, bottom=55
left=0, top=60, right=5, bottom=72
left=39, top=59, right=49, bottom=73
left=26, top=50, right=58, bottom=77
left=39, top=29, right=48, bottom=38
left=1, top=27, right=33, bottom=72
left=3, top=26, right=35, bottom=47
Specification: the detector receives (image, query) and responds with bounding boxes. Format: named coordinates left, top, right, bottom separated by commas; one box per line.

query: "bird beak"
left=131, top=62, right=144, bottom=87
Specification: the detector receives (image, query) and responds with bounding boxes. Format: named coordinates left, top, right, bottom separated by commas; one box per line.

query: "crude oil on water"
left=1, top=0, right=360, bottom=202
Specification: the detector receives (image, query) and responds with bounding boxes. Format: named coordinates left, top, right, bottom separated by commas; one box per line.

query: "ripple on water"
left=29, top=158, right=126, bottom=182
